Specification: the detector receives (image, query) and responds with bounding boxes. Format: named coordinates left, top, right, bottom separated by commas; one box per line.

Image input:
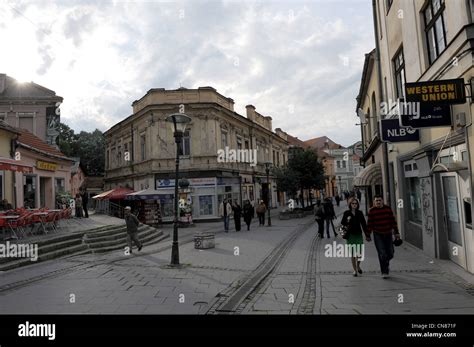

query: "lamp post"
left=264, top=161, right=272, bottom=227
left=165, top=113, right=191, bottom=266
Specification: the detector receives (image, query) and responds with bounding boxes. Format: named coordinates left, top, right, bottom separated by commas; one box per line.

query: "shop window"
left=199, top=195, right=214, bottom=216
left=55, top=178, right=65, bottom=193
left=405, top=177, right=422, bottom=223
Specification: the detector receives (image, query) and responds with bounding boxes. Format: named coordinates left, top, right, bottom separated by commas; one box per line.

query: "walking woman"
left=314, top=200, right=325, bottom=238
left=233, top=200, right=242, bottom=232
left=243, top=200, right=254, bottom=231
left=340, top=198, right=367, bottom=277
left=75, top=193, right=83, bottom=218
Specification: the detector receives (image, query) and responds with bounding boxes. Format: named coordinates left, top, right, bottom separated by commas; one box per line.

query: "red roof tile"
left=17, top=129, right=68, bottom=159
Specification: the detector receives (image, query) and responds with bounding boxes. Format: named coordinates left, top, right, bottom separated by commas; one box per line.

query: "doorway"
left=440, top=173, right=468, bottom=269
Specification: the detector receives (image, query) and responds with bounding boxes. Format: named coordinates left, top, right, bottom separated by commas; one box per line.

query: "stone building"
left=104, top=87, right=289, bottom=221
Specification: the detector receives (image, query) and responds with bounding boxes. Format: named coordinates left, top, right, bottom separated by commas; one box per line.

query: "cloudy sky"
left=0, top=0, right=374, bottom=147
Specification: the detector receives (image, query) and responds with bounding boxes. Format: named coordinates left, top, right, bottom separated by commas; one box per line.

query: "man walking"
left=124, top=206, right=142, bottom=253
left=219, top=198, right=232, bottom=232
left=366, top=195, right=400, bottom=279
left=322, top=197, right=337, bottom=238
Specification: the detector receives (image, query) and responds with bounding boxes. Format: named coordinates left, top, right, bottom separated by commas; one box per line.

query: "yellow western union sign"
left=405, top=79, right=465, bottom=105
left=37, top=160, right=57, bottom=171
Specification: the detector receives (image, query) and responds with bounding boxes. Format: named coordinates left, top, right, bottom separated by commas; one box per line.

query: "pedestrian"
left=335, top=195, right=341, bottom=207
left=243, top=200, right=254, bottom=231
left=81, top=188, right=89, bottom=218
left=366, top=195, right=401, bottom=279
left=256, top=200, right=266, bottom=226
left=233, top=200, right=242, bottom=232
left=219, top=198, right=232, bottom=232
left=124, top=206, right=142, bottom=253
left=75, top=193, right=83, bottom=218
left=314, top=199, right=325, bottom=238
left=356, top=189, right=362, bottom=202
left=340, top=198, right=367, bottom=276
left=322, top=197, right=337, bottom=238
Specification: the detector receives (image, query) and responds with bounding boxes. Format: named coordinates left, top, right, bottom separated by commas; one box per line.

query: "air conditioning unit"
left=455, top=112, right=466, bottom=127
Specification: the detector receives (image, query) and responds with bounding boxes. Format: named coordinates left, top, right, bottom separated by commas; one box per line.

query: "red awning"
left=0, top=157, right=33, bottom=173
left=92, top=187, right=134, bottom=200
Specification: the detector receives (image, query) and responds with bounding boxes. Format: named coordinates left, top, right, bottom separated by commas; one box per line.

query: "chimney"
left=246, top=105, right=256, bottom=122
left=0, top=74, right=5, bottom=94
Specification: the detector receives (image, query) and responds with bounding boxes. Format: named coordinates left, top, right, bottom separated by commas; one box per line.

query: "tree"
left=277, top=148, right=325, bottom=208
left=56, top=123, right=105, bottom=176
left=274, top=166, right=299, bottom=200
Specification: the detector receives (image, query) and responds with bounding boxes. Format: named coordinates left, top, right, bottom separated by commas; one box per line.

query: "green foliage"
left=56, top=123, right=105, bottom=176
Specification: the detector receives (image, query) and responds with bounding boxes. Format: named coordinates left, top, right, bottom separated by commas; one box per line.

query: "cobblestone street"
left=1, top=200, right=473, bottom=315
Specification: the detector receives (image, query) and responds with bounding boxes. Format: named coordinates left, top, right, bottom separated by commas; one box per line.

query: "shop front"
left=15, top=155, right=72, bottom=210
left=155, top=176, right=241, bottom=221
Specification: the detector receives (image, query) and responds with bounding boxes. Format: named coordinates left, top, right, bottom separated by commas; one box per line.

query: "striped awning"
left=353, top=163, right=382, bottom=187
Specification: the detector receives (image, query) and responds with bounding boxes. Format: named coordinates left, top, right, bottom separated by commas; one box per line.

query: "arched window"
left=371, top=93, right=377, bottom=136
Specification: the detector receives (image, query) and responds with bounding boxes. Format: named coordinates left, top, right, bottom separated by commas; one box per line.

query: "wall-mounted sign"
left=405, top=79, right=466, bottom=105
left=380, top=119, right=419, bottom=143
left=400, top=103, right=451, bottom=128
left=37, top=160, right=57, bottom=171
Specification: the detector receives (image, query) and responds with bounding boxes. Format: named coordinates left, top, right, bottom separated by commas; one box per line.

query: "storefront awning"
left=92, top=188, right=134, bottom=200
left=125, top=189, right=163, bottom=200
left=0, top=157, right=33, bottom=173
left=353, top=162, right=382, bottom=187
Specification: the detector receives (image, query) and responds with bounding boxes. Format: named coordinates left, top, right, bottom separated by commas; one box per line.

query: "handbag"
left=339, top=225, right=349, bottom=239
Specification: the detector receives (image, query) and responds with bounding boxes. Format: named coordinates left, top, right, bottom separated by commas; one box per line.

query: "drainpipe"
left=372, top=0, right=392, bottom=205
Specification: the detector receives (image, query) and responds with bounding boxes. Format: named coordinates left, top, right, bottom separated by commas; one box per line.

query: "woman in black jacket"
left=242, top=200, right=254, bottom=231
left=340, top=198, right=367, bottom=276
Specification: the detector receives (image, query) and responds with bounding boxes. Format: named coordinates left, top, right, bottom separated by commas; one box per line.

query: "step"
left=90, top=231, right=167, bottom=254
left=83, top=225, right=150, bottom=243
left=85, top=229, right=157, bottom=249
left=0, top=244, right=88, bottom=271
left=0, top=237, right=84, bottom=265
left=83, top=226, right=130, bottom=238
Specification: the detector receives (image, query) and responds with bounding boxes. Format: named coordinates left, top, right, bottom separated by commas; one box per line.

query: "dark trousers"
left=257, top=213, right=265, bottom=225
left=234, top=216, right=241, bottom=231
left=127, top=232, right=142, bottom=250
left=83, top=203, right=89, bottom=218
left=373, top=233, right=394, bottom=274
left=244, top=218, right=251, bottom=230
left=317, top=219, right=324, bottom=236
left=75, top=206, right=83, bottom=218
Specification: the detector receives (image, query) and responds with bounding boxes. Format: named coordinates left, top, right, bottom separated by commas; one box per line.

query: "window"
left=18, top=112, right=34, bottom=133
left=24, top=175, right=36, bottom=209
left=393, top=48, right=406, bottom=100
left=140, top=134, right=146, bottom=161
left=221, top=131, right=228, bottom=149
left=237, top=137, right=242, bottom=151
left=118, top=145, right=122, bottom=166
left=111, top=148, right=116, bottom=167
left=181, top=130, right=190, bottom=156
left=106, top=150, right=109, bottom=169
left=0, top=112, right=6, bottom=121
left=244, top=140, right=249, bottom=150
left=406, top=177, right=422, bottom=223
left=124, top=143, right=128, bottom=162
left=424, top=0, right=447, bottom=64
left=55, top=178, right=65, bottom=193
left=342, top=161, right=347, bottom=169
left=283, top=154, right=286, bottom=165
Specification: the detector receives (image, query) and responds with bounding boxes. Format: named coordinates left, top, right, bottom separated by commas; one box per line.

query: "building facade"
left=0, top=74, right=63, bottom=147
left=359, top=0, right=474, bottom=274
left=104, top=87, right=289, bottom=221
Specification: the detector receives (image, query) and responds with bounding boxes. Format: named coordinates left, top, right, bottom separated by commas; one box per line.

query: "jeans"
left=325, top=218, right=335, bottom=237
left=223, top=216, right=230, bottom=231
left=316, top=219, right=324, bottom=236
left=373, top=233, right=394, bottom=274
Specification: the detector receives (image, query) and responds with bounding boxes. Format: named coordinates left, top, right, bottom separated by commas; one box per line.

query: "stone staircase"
left=0, top=224, right=167, bottom=272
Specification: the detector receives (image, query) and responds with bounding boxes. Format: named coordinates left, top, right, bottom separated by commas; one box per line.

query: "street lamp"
left=264, top=161, right=272, bottom=227
left=165, top=113, right=192, bottom=266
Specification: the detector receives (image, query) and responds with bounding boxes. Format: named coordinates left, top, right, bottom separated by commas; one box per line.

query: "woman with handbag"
left=340, top=198, right=367, bottom=277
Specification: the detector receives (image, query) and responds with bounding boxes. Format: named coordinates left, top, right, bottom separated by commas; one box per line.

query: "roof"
left=17, top=128, right=71, bottom=160
left=0, top=120, right=20, bottom=135
left=0, top=74, right=63, bottom=101
left=355, top=49, right=376, bottom=112
left=304, top=136, right=342, bottom=150
left=286, top=133, right=310, bottom=149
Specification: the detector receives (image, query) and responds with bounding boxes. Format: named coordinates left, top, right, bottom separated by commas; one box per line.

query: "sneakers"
left=352, top=271, right=358, bottom=277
